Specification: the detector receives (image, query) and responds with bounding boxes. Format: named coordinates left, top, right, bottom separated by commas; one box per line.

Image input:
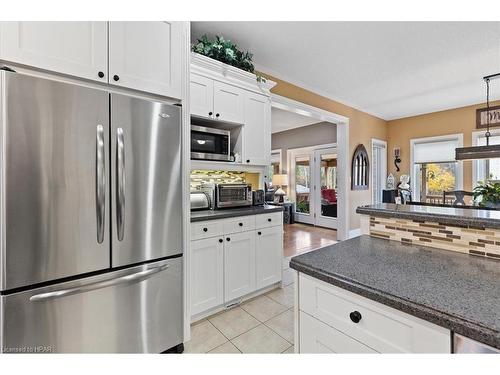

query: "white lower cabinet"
left=190, top=237, right=224, bottom=316
left=300, top=311, right=376, bottom=353
left=256, top=226, right=283, bottom=289
left=224, top=231, right=256, bottom=301
left=190, top=213, right=283, bottom=318
left=298, top=273, right=451, bottom=353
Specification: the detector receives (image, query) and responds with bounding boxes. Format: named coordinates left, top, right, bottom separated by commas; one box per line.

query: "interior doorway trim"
left=271, top=94, right=350, bottom=240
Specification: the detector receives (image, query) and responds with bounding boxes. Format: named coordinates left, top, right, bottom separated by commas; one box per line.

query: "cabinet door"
left=255, top=226, right=283, bottom=289
left=0, top=22, right=107, bottom=82
left=243, top=92, right=271, bottom=165
left=191, top=237, right=224, bottom=316
left=109, top=21, right=182, bottom=98
left=224, top=231, right=256, bottom=301
left=190, top=73, right=214, bottom=119
left=213, top=80, right=245, bottom=123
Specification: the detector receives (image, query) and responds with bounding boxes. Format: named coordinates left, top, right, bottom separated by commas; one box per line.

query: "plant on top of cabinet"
left=192, top=35, right=255, bottom=73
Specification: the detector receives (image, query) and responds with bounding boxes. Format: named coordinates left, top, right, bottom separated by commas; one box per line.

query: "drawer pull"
left=349, top=311, right=362, bottom=323
left=226, top=237, right=231, bottom=242
left=257, top=231, right=262, bottom=235
left=238, top=222, right=243, bottom=227
left=203, top=227, right=208, bottom=232
left=218, top=238, right=223, bottom=243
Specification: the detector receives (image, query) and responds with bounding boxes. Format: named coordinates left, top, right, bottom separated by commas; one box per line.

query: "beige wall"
left=262, top=73, right=388, bottom=231
left=386, top=100, right=500, bottom=193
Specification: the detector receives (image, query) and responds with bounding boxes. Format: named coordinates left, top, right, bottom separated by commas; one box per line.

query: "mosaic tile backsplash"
left=190, top=170, right=246, bottom=189
left=369, top=216, right=500, bottom=260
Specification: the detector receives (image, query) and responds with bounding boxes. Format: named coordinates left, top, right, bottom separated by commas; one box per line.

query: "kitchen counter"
left=290, top=235, right=500, bottom=349
left=356, top=203, right=500, bottom=229
left=190, top=205, right=283, bottom=222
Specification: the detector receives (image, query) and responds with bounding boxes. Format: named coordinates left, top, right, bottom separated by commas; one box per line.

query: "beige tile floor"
left=185, top=256, right=295, bottom=354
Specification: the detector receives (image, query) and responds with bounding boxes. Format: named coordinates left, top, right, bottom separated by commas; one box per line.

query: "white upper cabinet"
left=190, top=73, right=214, bottom=118
left=243, top=92, right=271, bottom=165
left=0, top=22, right=108, bottom=82
left=109, top=21, right=182, bottom=98
left=255, top=226, right=283, bottom=289
left=212, top=81, right=245, bottom=123
left=190, top=75, right=245, bottom=123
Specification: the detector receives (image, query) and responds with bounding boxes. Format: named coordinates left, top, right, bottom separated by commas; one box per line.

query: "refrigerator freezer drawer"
left=0, top=257, right=183, bottom=353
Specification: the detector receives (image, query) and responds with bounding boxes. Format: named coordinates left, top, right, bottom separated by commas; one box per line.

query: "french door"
left=291, top=147, right=338, bottom=229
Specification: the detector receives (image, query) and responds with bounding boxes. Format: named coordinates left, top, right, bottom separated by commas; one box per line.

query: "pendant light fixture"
left=456, top=73, right=500, bottom=161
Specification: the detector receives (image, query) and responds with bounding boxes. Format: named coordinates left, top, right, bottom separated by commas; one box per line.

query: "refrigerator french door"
left=0, top=71, right=183, bottom=353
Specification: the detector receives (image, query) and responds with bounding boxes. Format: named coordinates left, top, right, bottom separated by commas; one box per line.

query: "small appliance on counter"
left=252, top=190, right=265, bottom=206
left=191, top=125, right=233, bottom=161
left=190, top=191, right=211, bottom=211
left=192, top=183, right=253, bottom=210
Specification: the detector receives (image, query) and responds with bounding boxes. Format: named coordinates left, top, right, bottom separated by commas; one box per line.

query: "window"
left=474, top=133, right=500, bottom=185
left=268, top=150, right=281, bottom=186
left=411, top=135, right=463, bottom=203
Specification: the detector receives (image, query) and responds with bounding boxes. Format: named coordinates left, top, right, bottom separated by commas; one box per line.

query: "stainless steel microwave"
left=191, top=125, right=231, bottom=161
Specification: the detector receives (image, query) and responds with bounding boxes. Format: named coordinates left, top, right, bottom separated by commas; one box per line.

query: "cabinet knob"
left=218, top=238, right=223, bottom=243
left=268, top=218, right=272, bottom=222
left=203, top=227, right=208, bottom=232
left=246, top=159, right=250, bottom=163
left=258, top=231, right=262, bottom=235
left=349, top=311, right=362, bottom=323
left=209, top=111, right=213, bottom=116
left=113, top=75, right=120, bottom=82
left=215, top=113, right=220, bottom=118
left=226, top=237, right=231, bottom=242
left=98, top=71, right=105, bottom=78
left=238, top=222, right=243, bottom=227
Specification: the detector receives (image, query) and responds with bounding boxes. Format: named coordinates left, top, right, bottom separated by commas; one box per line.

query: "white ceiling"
left=271, top=107, right=320, bottom=133
left=191, top=22, right=500, bottom=120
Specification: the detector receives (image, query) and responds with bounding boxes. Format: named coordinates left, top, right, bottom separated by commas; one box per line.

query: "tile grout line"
left=203, top=319, right=230, bottom=353
left=262, top=308, right=295, bottom=346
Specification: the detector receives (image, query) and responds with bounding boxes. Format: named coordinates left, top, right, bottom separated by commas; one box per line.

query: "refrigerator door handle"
left=29, top=263, right=169, bottom=302
left=96, top=124, right=106, bottom=244
left=116, top=127, right=125, bottom=241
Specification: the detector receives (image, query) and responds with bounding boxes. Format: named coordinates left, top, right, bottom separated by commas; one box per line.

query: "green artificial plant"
left=192, top=35, right=266, bottom=82
left=473, top=181, right=500, bottom=208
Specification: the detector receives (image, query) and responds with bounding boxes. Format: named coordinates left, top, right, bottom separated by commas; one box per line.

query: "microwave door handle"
left=96, top=124, right=106, bottom=244
left=116, top=127, right=125, bottom=241
left=29, top=264, right=169, bottom=302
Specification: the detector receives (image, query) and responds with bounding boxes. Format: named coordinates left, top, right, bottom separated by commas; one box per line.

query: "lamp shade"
left=272, top=174, right=288, bottom=186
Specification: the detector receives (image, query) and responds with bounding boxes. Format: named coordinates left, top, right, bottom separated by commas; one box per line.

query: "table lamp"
left=272, top=174, right=288, bottom=203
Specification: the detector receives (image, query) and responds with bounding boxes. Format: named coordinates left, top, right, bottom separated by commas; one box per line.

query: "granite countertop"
left=190, top=205, right=284, bottom=222
left=290, top=235, right=500, bottom=349
left=357, top=203, right=500, bottom=229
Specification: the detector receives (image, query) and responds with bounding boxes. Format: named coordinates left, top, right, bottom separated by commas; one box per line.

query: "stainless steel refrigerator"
left=0, top=71, right=183, bottom=353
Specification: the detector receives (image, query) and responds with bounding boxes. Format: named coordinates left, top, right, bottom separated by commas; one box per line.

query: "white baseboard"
left=349, top=228, right=361, bottom=238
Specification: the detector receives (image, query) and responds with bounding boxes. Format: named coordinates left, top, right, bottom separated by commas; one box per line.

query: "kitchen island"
left=290, top=235, right=500, bottom=352
left=291, top=202, right=500, bottom=353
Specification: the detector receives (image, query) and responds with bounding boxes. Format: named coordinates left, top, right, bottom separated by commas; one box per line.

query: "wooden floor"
left=283, top=223, right=337, bottom=258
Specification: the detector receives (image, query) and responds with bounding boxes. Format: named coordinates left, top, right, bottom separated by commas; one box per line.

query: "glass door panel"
left=315, top=148, right=338, bottom=229
left=294, top=155, right=314, bottom=224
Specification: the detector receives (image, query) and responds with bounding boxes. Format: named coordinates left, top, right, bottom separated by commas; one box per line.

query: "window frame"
left=472, top=129, right=500, bottom=186
left=410, top=134, right=464, bottom=202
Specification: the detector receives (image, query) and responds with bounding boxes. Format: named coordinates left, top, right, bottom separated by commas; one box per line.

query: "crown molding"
left=190, top=52, right=276, bottom=95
